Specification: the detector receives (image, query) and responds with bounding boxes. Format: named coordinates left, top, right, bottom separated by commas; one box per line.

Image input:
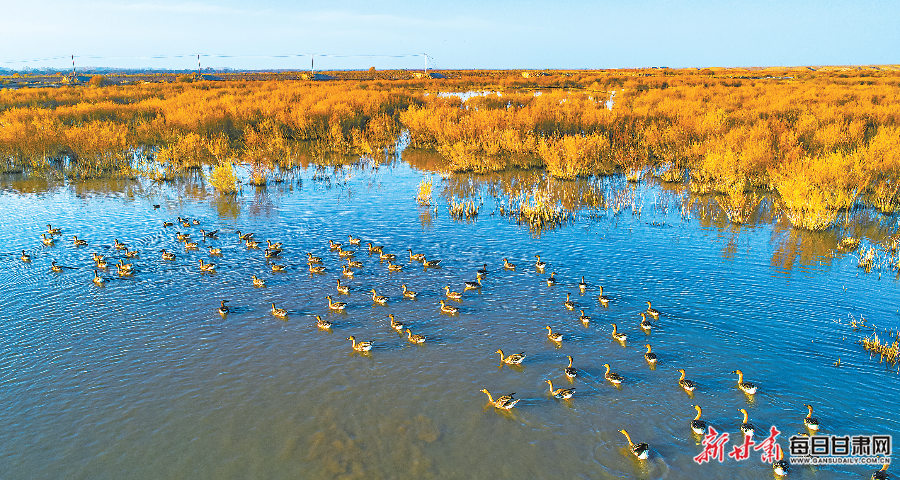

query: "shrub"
left=207, top=162, right=238, bottom=193
left=88, top=75, right=112, bottom=87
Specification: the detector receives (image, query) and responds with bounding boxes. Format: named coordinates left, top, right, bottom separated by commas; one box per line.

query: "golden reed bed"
left=1, top=66, right=898, bottom=230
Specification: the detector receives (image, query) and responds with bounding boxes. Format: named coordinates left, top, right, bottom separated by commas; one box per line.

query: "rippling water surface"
left=1, top=161, right=898, bottom=479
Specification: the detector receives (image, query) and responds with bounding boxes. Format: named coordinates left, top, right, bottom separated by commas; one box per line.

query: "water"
left=1, top=160, right=898, bottom=479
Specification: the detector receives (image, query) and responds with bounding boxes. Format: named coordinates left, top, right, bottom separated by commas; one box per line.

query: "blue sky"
left=1, top=0, right=897, bottom=71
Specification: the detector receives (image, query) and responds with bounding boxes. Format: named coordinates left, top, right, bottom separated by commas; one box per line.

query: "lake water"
left=1, top=157, right=897, bottom=479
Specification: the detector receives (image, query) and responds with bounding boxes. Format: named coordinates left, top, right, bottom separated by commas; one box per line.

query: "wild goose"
left=439, top=300, right=459, bottom=314
left=677, top=369, right=697, bottom=392
left=370, top=289, right=389, bottom=305
left=116, top=260, right=134, bottom=274
left=564, top=356, right=578, bottom=378
left=598, top=286, right=610, bottom=305
left=198, top=259, right=216, bottom=273
left=464, top=275, right=482, bottom=290
left=690, top=405, right=707, bottom=435
left=546, top=271, right=557, bottom=286
left=578, top=309, right=591, bottom=324
left=546, top=380, right=575, bottom=399
left=401, top=284, right=418, bottom=299
left=316, top=315, right=332, bottom=330
left=496, top=349, right=525, bottom=365
left=388, top=314, right=404, bottom=331
left=803, top=404, right=820, bottom=431
left=738, top=408, right=755, bottom=437
left=271, top=303, right=287, bottom=318
left=480, top=389, right=519, bottom=410
left=405, top=329, right=426, bottom=344
left=564, top=293, right=575, bottom=310
left=619, top=430, right=650, bottom=460
left=546, top=326, right=562, bottom=343
left=732, top=370, right=758, bottom=394
left=444, top=286, right=463, bottom=300
left=772, top=447, right=789, bottom=476
left=604, top=364, right=624, bottom=385
left=327, top=296, right=347, bottom=311
left=610, top=323, right=627, bottom=342
left=347, top=336, right=373, bottom=352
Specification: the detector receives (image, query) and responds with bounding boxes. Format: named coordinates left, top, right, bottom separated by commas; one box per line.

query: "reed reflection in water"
left=0, top=159, right=898, bottom=479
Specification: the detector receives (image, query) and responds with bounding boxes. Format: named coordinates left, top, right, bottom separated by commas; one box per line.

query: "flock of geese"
left=25, top=220, right=890, bottom=480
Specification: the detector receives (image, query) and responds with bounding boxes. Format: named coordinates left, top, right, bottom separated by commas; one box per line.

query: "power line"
left=2, top=53, right=429, bottom=65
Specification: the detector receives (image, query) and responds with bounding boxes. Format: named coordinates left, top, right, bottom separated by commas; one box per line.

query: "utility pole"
left=424, top=53, right=427, bottom=76
left=311, top=54, right=314, bottom=72
left=71, top=55, right=75, bottom=77
left=197, top=54, right=201, bottom=78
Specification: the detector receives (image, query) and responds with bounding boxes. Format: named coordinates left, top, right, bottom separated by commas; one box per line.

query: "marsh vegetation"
left=1, top=66, right=899, bottom=233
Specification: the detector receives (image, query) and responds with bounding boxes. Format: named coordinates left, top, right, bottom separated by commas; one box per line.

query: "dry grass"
left=207, top=162, right=238, bottom=194
left=861, top=329, right=900, bottom=366
left=416, top=178, right=433, bottom=206
left=448, top=198, right=480, bottom=220
left=2, top=67, right=900, bottom=220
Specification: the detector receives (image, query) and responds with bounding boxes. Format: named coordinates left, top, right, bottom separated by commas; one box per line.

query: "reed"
left=1, top=67, right=899, bottom=224
left=416, top=178, right=433, bottom=206
left=860, top=330, right=900, bottom=366
left=207, top=162, right=238, bottom=194
left=448, top=198, right=480, bottom=220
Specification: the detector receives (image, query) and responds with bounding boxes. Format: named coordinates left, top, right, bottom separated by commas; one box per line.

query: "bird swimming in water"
left=618, top=429, right=649, bottom=459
